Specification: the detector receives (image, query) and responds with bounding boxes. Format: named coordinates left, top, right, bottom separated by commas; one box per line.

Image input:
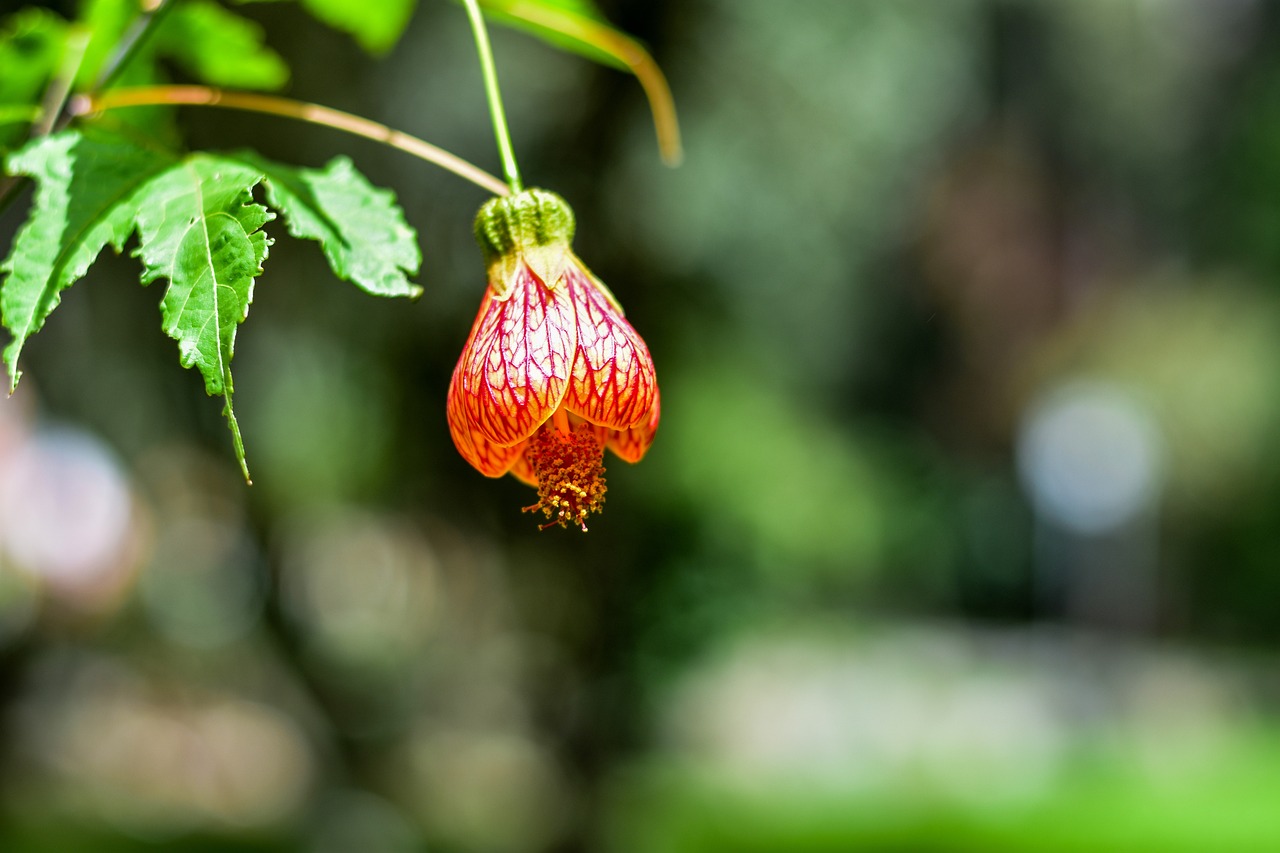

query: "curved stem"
left=72, top=86, right=510, bottom=196
left=462, top=0, right=523, bottom=192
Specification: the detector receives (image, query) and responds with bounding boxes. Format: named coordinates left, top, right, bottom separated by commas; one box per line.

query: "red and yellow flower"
left=447, top=189, right=659, bottom=530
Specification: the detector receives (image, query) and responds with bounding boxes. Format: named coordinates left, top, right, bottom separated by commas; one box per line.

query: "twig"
left=72, top=86, right=511, bottom=196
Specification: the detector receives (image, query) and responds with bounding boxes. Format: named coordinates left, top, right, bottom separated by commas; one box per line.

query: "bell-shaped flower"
left=447, top=189, right=659, bottom=530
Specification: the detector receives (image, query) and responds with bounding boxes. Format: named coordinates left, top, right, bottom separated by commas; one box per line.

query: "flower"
left=447, top=189, right=660, bottom=531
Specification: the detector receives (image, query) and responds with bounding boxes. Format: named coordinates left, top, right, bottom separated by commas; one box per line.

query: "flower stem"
left=72, top=86, right=510, bottom=196
left=462, top=0, right=523, bottom=193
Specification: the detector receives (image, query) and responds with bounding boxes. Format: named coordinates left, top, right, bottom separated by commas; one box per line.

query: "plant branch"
left=71, top=86, right=511, bottom=196
left=463, top=0, right=523, bottom=192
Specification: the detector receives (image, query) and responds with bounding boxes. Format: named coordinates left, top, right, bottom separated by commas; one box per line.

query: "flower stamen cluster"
left=522, top=420, right=607, bottom=531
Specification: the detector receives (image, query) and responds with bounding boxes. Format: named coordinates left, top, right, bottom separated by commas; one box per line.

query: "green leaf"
left=232, top=153, right=421, bottom=298
left=75, top=0, right=135, bottom=88
left=0, top=8, right=68, bottom=148
left=133, top=156, right=273, bottom=482
left=485, top=0, right=609, bottom=25
left=297, top=0, right=416, bottom=54
left=1, top=129, right=173, bottom=390
left=0, top=8, right=67, bottom=103
left=2, top=129, right=420, bottom=482
left=475, top=0, right=683, bottom=164
left=76, top=0, right=179, bottom=142
left=156, top=0, right=289, bottom=90
left=0, top=104, right=42, bottom=128
left=477, top=0, right=626, bottom=71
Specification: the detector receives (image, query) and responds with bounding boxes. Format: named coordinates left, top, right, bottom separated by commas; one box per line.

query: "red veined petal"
left=448, top=360, right=528, bottom=476
left=607, top=387, right=660, bottom=463
left=508, top=449, right=538, bottom=486
left=562, top=263, right=657, bottom=430
left=454, top=265, right=576, bottom=447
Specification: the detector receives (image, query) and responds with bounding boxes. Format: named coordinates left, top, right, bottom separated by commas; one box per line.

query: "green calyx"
left=474, top=188, right=576, bottom=266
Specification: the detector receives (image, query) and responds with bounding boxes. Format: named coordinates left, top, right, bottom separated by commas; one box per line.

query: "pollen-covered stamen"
left=522, top=418, right=607, bottom=531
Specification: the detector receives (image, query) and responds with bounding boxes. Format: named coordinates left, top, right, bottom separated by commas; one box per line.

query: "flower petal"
left=454, top=266, right=576, bottom=446
left=562, top=263, right=657, bottom=430
left=607, top=388, right=660, bottom=463
left=448, top=359, right=528, bottom=476
left=508, top=450, right=538, bottom=486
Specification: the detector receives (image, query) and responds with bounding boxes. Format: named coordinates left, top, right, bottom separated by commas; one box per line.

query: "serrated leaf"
left=298, top=0, right=416, bottom=54
left=1, top=129, right=173, bottom=389
left=133, top=156, right=272, bottom=482
left=232, top=152, right=421, bottom=298
left=156, top=0, right=289, bottom=90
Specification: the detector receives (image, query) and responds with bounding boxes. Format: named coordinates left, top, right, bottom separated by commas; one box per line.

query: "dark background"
left=3, top=0, right=1280, bottom=850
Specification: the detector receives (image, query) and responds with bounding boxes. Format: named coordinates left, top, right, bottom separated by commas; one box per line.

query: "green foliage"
left=295, top=0, right=417, bottom=54
left=275, top=0, right=624, bottom=63
left=1, top=130, right=422, bottom=479
left=0, top=8, right=65, bottom=99
left=0, top=0, right=663, bottom=481
left=0, top=0, right=288, bottom=148
left=76, top=0, right=138, bottom=87
left=157, top=0, right=289, bottom=90
left=0, top=8, right=66, bottom=149
left=0, top=105, right=42, bottom=129
left=1, top=130, right=174, bottom=389
left=477, top=0, right=628, bottom=72
left=73, top=0, right=178, bottom=141
left=134, top=156, right=271, bottom=480
left=76, top=0, right=286, bottom=89
left=232, top=152, right=421, bottom=298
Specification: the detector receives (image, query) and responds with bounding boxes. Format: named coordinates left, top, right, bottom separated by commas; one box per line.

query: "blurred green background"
left=4, top=0, right=1280, bottom=850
